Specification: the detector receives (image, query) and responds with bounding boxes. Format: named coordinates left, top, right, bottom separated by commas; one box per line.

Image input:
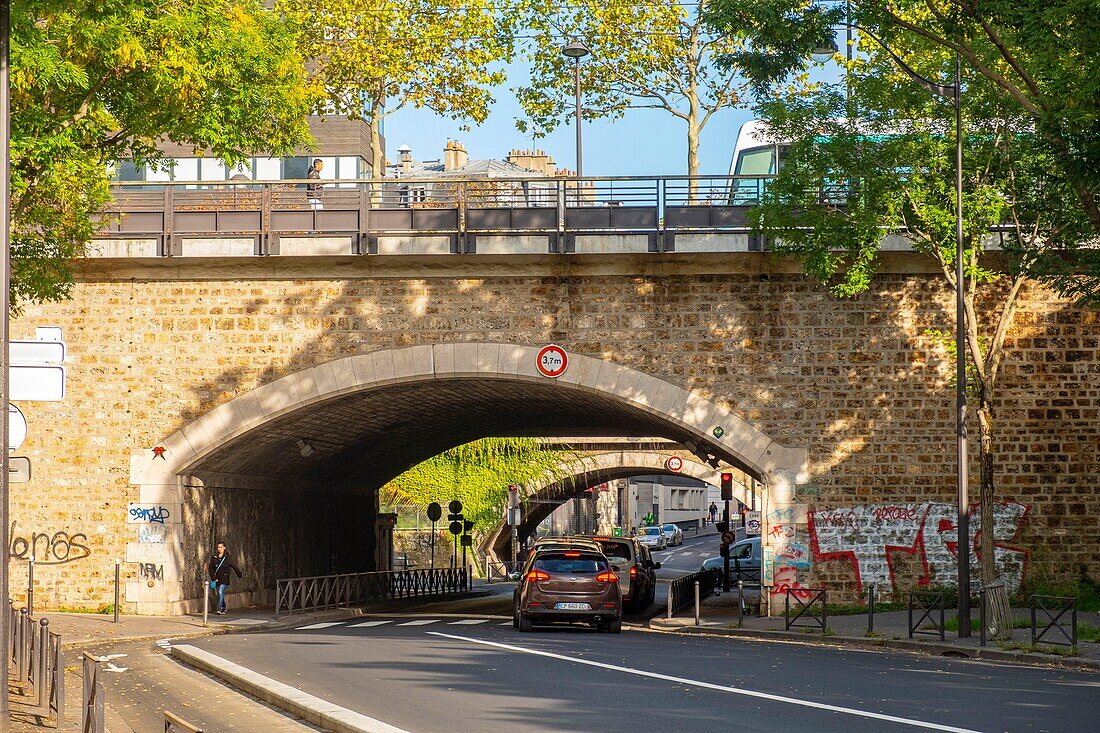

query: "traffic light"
left=720, top=472, right=733, bottom=501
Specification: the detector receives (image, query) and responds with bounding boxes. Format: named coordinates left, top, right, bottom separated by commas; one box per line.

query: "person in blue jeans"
left=207, top=542, right=242, bottom=615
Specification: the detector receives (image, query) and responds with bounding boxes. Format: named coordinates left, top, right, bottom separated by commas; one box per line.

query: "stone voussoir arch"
left=132, top=342, right=807, bottom=494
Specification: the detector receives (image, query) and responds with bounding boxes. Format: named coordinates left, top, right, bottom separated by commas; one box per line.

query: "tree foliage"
left=11, top=0, right=314, bottom=307
left=380, top=437, right=574, bottom=532
left=281, top=0, right=517, bottom=174
left=516, top=0, right=751, bottom=178
left=705, top=0, right=1100, bottom=234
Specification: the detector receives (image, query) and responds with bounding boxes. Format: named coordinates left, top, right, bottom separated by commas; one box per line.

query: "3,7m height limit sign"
left=535, top=344, right=568, bottom=378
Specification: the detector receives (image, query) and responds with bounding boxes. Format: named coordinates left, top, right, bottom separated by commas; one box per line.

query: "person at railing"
left=207, top=541, right=243, bottom=615
left=306, top=159, right=325, bottom=211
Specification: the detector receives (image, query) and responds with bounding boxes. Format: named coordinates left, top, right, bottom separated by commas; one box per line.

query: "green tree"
left=705, top=0, right=1100, bottom=233
left=516, top=0, right=750, bottom=180
left=281, top=0, right=517, bottom=174
left=12, top=0, right=314, bottom=306
left=380, top=437, right=574, bottom=532
left=705, top=3, right=1100, bottom=633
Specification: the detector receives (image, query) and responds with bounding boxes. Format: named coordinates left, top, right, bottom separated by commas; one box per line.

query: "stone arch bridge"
left=11, top=248, right=1098, bottom=614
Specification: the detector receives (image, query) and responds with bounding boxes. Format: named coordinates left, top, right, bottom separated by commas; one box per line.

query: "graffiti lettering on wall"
left=139, top=563, right=164, bottom=582
left=138, top=525, right=166, bottom=544
left=128, top=505, right=170, bottom=524
left=9, top=522, right=91, bottom=565
left=808, top=502, right=1030, bottom=595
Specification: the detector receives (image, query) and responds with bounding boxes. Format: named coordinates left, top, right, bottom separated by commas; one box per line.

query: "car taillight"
left=630, top=566, right=637, bottom=578
left=595, top=571, right=618, bottom=583
left=525, top=570, right=551, bottom=582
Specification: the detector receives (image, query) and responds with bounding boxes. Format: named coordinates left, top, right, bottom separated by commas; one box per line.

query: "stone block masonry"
left=9, top=255, right=1099, bottom=611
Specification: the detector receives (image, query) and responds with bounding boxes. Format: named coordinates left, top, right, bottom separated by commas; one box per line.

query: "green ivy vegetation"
left=380, top=437, right=575, bottom=534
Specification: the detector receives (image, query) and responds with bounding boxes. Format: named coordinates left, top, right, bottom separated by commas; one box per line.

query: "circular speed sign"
left=664, top=455, right=683, bottom=472
left=535, top=344, right=568, bottom=378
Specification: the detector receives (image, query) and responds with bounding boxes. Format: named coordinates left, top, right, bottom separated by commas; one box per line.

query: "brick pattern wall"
left=12, top=270, right=1099, bottom=609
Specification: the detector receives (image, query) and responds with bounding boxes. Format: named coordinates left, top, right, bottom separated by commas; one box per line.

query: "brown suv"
left=513, top=549, right=622, bottom=633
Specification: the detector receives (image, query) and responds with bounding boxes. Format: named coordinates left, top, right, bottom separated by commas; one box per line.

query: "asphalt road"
left=187, top=615, right=1099, bottom=733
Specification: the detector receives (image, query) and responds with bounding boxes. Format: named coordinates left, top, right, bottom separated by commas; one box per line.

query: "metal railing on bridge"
left=274, top=567, right=470, bottom=616
left=96, top=175, right=778, bottom=256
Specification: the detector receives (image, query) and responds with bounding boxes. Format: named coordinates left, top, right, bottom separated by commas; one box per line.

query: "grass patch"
left=826, top=601, right=907, bottom=616
left=1018, top=576, right=1100, bottom=613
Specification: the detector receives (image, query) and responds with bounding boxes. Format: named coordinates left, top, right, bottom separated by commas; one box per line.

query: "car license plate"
left=554, top=602, right=590, bottom=610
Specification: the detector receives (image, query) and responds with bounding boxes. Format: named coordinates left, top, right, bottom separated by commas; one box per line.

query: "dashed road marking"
left=349, top=620, right=394, bottom=627
left=448, top=619, right=489, bottom=625
left=295, top=622, right=346, bottom=630
left=397, top=619, right=440, bottom=626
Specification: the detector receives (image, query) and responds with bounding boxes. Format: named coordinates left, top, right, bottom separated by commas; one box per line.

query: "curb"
left=171, top=644, right=410, bottom=733
left=646, top=619, right=1100, bottom=673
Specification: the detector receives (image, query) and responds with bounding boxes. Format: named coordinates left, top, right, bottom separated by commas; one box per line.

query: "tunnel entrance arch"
left=482, top=450, right=761, bottom=563
left=129, top=343, right=805, bottom=615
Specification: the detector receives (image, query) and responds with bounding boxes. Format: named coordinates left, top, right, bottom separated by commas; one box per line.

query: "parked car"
left=637, top=526, right=668, bottom=550
left=513, top=549, right=622, bottom=633
left=661, top=523, right=683, bottom=546
left=701, top=537, right=761, bottom=582
left=582, top=535, right=660, bottom=613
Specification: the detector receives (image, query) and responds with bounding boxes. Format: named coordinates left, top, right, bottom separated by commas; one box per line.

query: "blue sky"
left=383, top=65, right=757, bottom=178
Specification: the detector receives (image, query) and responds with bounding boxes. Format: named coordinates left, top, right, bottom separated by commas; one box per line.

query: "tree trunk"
left=977, top=399, right=1012, bottom=638
left=687, top=113, right=700, bottom=199
left=369, top=97, right=386, bottom=178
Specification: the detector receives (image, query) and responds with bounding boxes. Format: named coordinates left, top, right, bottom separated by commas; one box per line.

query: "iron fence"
left=275, top=567, right=469, bottom=615
left=667, top=570, right=718, bottom=618
left=908, top=590, right=946, bottom=641
left=1031, top=595, right=1076, bottom=650
left=785, top=588, right=828, bottom=632
left=82, top=653, right=105, bottom=733
left=482, top=558, right=522, bottom=582
left=165, top=710, right=205, bottom=732
left=7, top=602, right=65, bottom=723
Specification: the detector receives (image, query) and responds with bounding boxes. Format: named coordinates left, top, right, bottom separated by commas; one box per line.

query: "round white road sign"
left=9, top=404, right=27, bottom=453
left=665, top=455, right=683, bottom=472
left=535, top=344, right=569, bottom=378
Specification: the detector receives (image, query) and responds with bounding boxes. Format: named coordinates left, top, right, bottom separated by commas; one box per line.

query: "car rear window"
left=595, top=541, right=632, bottom=564
left=643, top=527, right=660, bottom=535
left=534, top=556, right=608, bottom=574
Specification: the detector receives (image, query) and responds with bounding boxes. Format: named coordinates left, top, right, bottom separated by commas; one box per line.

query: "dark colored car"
left=513, top=549, right=622, bottom=633
left=584, top=536, right=660, bottom=613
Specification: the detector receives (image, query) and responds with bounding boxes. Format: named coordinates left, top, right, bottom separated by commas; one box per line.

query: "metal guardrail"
left=275, top=567, right=470, bottom=615
left=1031, top=595, right=1077, bottom=649
left=82, top=653, right=105, bottom=733
left=667, top=569, right=718, bottom=618
left=99, top=175, right=776, bottom=255
left=165, top=710, right=205, bottom=732
left=908, top=590, right=946, bottom=641
left=785, top=587, right=828, bottom=632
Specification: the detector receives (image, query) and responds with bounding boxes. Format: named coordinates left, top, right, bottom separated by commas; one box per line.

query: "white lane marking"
left=155, top=639, right=173, bottom=649
left=680, top=551, right=694, bottom=556
left=350, top=620, right=394, bottom=628
left=499, top=622, right=513, bottom=626
left=397, top=619, right=440, bottom=626
left=100, top=653, right=128, bottom=661
left=295, top=622, right=345, bottom=630
left=448, top=619, right=489, bottom=625
left=426, top=632, right=982, bottom=733
left=104, top=663, right=129, bottom=673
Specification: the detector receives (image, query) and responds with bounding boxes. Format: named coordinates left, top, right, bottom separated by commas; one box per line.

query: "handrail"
left=668, top=570, right=718, bottom=617
left=274, top=567, right=470, bottom=615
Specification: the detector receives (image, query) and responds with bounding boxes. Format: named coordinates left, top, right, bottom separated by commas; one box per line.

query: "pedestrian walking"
left=306, top=158, right=325, bottom=210
left=708, top=502, right=718, bottom=524
left=207, top=541, right=243, bottom=615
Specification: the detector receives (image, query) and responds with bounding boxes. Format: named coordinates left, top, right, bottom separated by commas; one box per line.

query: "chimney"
left=397, top=144, right=413, bottom=174
left=507, top=147, right=553, bottom=175
left=444, top=140, right=469, bottom=172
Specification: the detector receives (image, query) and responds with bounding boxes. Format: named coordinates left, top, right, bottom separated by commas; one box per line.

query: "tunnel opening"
left=132, top=344, right=802, bottom=614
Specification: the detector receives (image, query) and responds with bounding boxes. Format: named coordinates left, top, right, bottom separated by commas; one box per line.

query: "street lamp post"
left=560, top=40, right=590, bottom=178
left=1, top=0, right=12, bottom=724
left=814, top=27, right=969, bottom=637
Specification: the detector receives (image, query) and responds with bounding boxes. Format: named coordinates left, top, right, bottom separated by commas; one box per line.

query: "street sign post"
left=721, top=530, right=735, bottom=545
left=8, top=456, right=29, bottom=483
left=10, top=364, right=65, bottom=401
left=10, top=340, right=65, bottom=365
left=746, top=511, right=761, bottom=536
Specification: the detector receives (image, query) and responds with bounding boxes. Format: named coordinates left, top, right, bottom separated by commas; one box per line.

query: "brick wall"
left=12, top=262, right=1099, bottom=609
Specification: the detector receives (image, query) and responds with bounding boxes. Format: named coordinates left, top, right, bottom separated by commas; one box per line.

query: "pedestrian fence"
left=667, top=569, right=718, bottom=619
left=785, top=587, right=828, bottom=633
left=1031, top=595, right=1077, bottom=650
left=8, top=601, right=65, bottom=725
left=483, top=558, right=522, bottom=582
left=82, top=653, right=105, bottom=733
left=908, top=590, right=946, bottom=641
left=165, top=710, right=205, bottom=732
left=275, top=567, right=470, bottom=615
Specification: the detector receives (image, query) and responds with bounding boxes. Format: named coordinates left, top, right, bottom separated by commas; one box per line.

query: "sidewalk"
left=650, top=599, right=1100, bottom=672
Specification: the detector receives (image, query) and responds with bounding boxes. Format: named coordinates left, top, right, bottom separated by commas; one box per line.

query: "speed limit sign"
left=535, top=344, right=568, bottom=378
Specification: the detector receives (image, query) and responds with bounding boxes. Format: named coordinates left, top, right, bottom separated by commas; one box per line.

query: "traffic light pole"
left=722, top=500, right=731, bottom=592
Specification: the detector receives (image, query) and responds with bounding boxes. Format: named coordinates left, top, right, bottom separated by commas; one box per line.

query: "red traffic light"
left=720, top=472, right=734, bottom=501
